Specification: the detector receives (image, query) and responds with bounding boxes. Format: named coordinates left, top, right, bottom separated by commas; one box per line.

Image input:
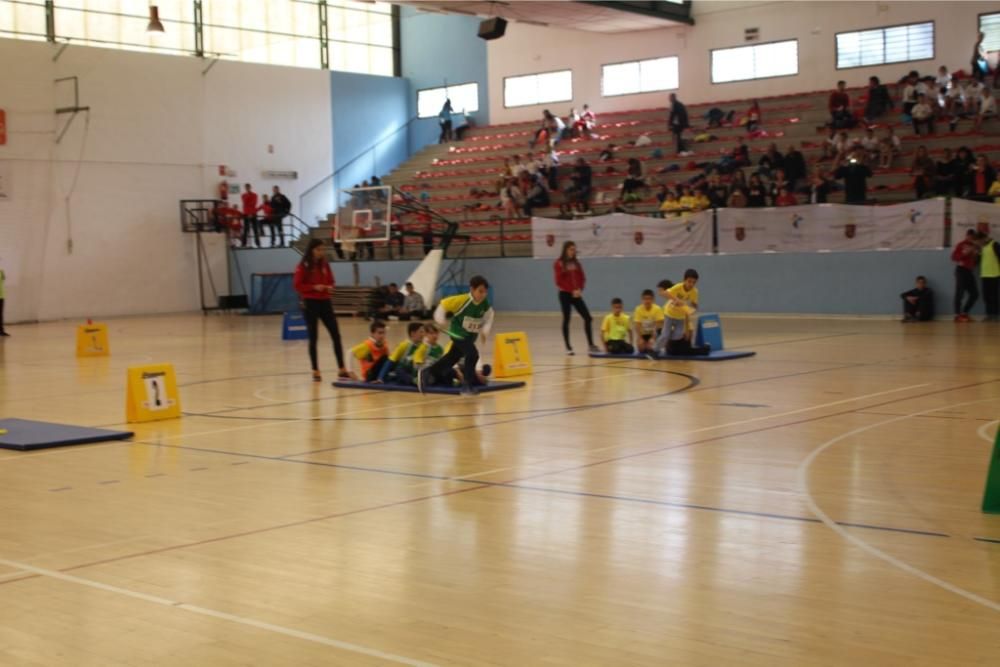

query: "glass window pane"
left=418, top=82, right=478, bottom=118
left=537, top=71, right=572, bottom=104
left=837, top=22, right=933, bottom=69
left=712, top=45, right=754, bottom=83
left=603, top=62, right=640, bottom=96
left=640, top=57, right=677, bottom=92
left=713, top=41, right=795, bottom=83
left=983, top=13, right=1000, bottom=52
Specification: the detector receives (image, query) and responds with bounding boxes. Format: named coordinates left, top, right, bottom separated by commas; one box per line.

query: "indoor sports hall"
left=2, top=2, right=1000, bottom=665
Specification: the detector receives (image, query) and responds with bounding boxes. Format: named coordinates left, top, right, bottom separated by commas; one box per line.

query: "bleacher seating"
left=306, top=84, right=999, bottom=260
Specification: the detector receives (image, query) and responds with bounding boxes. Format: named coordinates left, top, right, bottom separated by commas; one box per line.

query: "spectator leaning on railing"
left=835, top=149, right=872, bottom=205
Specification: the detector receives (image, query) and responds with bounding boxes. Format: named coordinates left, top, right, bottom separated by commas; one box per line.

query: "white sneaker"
left=566, top=349, right=575, bottom=356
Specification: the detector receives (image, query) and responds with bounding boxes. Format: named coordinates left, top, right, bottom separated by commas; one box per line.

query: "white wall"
left=0, top=38, right=332, bottom=323
left=487, top=1, right=991, bottom=123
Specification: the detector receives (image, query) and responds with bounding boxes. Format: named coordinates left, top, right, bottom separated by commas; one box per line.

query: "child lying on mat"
left=602, top=298, right=634, bottom=355
left=414, top=324, right=493, bottom=387
left=376, top=322, right=425, bottom=385
left=348, top=320, right=389, bottom=382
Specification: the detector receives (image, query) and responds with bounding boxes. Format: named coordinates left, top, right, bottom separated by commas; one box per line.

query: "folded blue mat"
left=0, top=418, right=133, bottom=451
left=589, top=350, right=755, bottom=362
left=331, top=380, right=526, bottom=394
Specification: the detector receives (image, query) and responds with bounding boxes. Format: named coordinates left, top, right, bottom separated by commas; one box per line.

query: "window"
left=417, top=83, right=479, bottom=119
left=602, top=57, right=678, bottom=97
left=503, top=70, right=573, bottom=108
left=0, top=0, right=48, bottom=42
left=835, top=22, right=934, bottom=69
left=711, top=40, right=798, bottom=84
left=981, top=12, right=1000, bottom=53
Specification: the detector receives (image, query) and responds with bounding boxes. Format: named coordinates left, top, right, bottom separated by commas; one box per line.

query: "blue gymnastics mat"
left=589, top=350, right=756, bottom=362
left=332, top=380, right=526, bottom=394
left=0, top=418, right=133, bottom=452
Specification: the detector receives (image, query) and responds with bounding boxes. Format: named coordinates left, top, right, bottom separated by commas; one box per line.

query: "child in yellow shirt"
left=377, top=321, right=425, bottom=384
left=655, top=270, right=703, bottom=356
left=601, top=298, right=634, bottom=354
left=632, top=289, right=664, bottom=355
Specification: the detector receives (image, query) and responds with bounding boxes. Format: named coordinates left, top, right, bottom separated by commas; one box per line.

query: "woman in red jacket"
left=554, top=241, right=596, bottom=355
left=293, top=239, right=349, bottom=381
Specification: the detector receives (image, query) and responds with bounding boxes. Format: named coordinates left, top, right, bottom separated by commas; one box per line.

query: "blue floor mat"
left=0, top=418, right=134, bottom=451
left=331, top=380, right=526, bottom=394
left=589, top=350, right=756, bottom=362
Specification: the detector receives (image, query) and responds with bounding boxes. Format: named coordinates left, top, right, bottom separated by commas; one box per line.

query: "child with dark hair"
left=900, top=276, right=935, bottom=322
left=419, top=275, right=494, bottom=396
left=632, top=289, right=664, bottom=356
left=656, top=270, right=700, bottom=355
left=349, top=320, right=390, bottom=381
left=377, top=321, right=426, bottom=384
left=601, top=298, right=634, bottom=355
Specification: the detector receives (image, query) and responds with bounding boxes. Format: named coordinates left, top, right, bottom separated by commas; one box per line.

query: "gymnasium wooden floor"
left=1, top=313, right=999, bottom=666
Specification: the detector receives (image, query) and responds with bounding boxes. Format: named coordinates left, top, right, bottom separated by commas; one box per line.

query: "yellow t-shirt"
left=411, top=340, right=451, bottom=365
left=388, top=339, right=422, bottom=367
left=665, top=283, right=699, bottom=320
left=601, top=313, right=631, bottom=342
left=632, top=304, right=664, bottom=335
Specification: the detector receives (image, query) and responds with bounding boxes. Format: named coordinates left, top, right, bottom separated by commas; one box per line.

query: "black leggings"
left=955, top=266, right=979, bottom=315
left=426, top=335, right=478, bottom=389
left=303, top=299, right=345, bottom=371
left=982, top=277, right=999, bottom=317
left=558, top=290, right=594, bottom=350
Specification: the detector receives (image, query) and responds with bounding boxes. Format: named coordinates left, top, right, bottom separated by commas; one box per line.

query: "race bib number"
left=462, top=317, right=484, bottom=333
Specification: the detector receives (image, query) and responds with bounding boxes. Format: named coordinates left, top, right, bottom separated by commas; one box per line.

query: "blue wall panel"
left=400, top=6, right=490, bottom=154
left=329, top=70, right=410, bottom=196
left=233, top=249, right=958, bottom=317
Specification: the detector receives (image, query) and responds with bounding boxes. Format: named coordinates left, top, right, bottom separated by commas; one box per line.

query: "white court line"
left=977, top=419, right=998, bottom=444
left=458, top=383, right=932, bottom=480
left=797, top=396, right=1000, bottom=614
left=0, top=557, right=439, bottom=666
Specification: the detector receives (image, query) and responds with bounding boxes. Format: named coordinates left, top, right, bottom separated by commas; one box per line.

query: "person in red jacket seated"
left=293, top=239, right=350, bottom=382
left=828, top=80, right=855, bottom=129
left=553, top=241, right=597, bottom=355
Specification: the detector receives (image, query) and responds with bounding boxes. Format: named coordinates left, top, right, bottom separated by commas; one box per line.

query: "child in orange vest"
left=349, top=320, right=389, bottom=382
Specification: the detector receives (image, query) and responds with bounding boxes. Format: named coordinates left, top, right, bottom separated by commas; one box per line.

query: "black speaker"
left=478, top=17, right=507, bottom=40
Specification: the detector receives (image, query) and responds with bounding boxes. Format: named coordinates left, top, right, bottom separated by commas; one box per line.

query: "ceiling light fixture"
left=147, top=5, right=165, bottom=33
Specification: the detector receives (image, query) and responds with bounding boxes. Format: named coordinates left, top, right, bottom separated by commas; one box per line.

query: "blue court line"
left=974, top=536, right=1000, bottom=544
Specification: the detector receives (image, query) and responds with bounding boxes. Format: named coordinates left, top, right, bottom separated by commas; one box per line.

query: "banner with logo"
left=872, top=197, right=946, bottom=250
left=719, top=200, right=945, bottom=254
left=531, top=212, right=712, bottom=259
left=952, top=198, right=1000, bottom=240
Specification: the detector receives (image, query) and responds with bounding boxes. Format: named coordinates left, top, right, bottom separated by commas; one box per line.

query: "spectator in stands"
left=975, top=87, right=997, bottom=131
left=934, top=148, right=959, bottom=196
left=577, top=104, right=596, bottom=138
left=878, top=126, right=901, bottom=169
left=257, top=194, right=274, bottom=246
left=758, top=143, right=784, bottom=177
left=422, top=222, right=434, bottom=256
left=438, top=98, right=454, bottom=144
left=402, top=282, right=429, bottom=319
left=668, top=93, right=691, bottom=156
left=732, top=137, right=751, bottom=168
left=911, top=93, right=936, bottom=135
left=532, top=110, right=565, bottom=149
left=901, top=72, right=919, bottom=117
left=828, top=80, right=854, bottom=129
left=860, top=128, right=880, bottom=167
left=910, top=146, right=936, bottom=199
left=270, top=186, right=291, bottom=248
left=704, top=106, right=728, bottom=129
left=775, top=187, right=798, bottom=207
left=500, top=178, right=524, bottom=218
left=537, top=149, right=560, bottom=190
left=835, top=149, right=872, bottom=204
left=864, top=76, right=893, bottom=123
left=952, top=229, right=981, bottom=322
left=900, top=276, right=935, bottom=322
left=599, top=143, right=617, bottom=162
left=565, top=157, right=593, bottom=213
left=967, top=155, right=997, bottom=201
left=966, top=78, right=987, bottom=117
left=729, top=169, right=748, bottom=197
left=746, top=174, right=768, bottom=207
left=981, top=230, right=1000, bottom=321
left=945, top=79, right=968, bottom=119
left=524, top=174, right=551, bottom=216
left=379, top=283, right=406, bottom=317
left=620, top=158, right=645, bottom=202
left=935, top=66, right=953, bottom=104
left=679, top=185, right=709, bottom=212
left=808, top=166, right=833, bottom=204
left=727, top=187, right=748, bottom=208
left=660, top=190, right=683, bottom=217
left=972, top=31, right=990, bottom=83
left=768, top=169, right=791, bottom=202
left=820, top=128, right=838, bottom=162
left=706, top=173, right=729, bottom=209
left=783, top=146, right=807, bottom=191
left=240, top=183, right=260, bottom=248
left=990, top=171, right=1000, bottom=203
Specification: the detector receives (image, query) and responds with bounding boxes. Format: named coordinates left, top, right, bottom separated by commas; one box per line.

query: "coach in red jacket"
left=553, top=241, right=597, bottom=355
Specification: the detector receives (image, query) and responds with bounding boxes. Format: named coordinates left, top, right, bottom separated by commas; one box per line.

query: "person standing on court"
left=270, top=186, right=291, bottom=247
left=978, top=231, right=1000, bottom=322
left=240, top=183, right=260, bottom=248
left=0, top=263, right=8, bottom=337
left=554, top=241, right=597, bottom=356
left=668, top=93, right=690, bottom=156
left=293, top=239, right=350, bottom=382
left=951, top=229, right=980, bottom=322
